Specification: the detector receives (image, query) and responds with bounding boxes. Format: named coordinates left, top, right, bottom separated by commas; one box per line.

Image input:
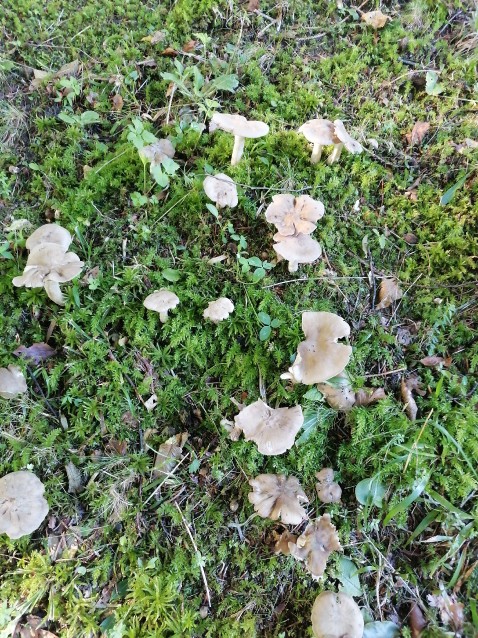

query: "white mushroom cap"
left=273, top=234, right=322, bottom=272
left=25, top=224, right=72, bottom=251
left=233, top=399, right=304, bottom=455
left=0, top=365, right=27, bottom=399
left=248, top=474, right=309, bottom=525
left=311, top=591, right=364, bottom=638
left=203, top=174, right=238, bottom=209
left=203, top=297, right=234, bottom=323
left=210, top=113, right=269, bottom=139
left=333, top=120, right=363, bottom=154
left=265, top=194, right=325, bottom=237
left=0, top=471, right=49, bottom=539
left=138, top=139, right=175, bottom=166
left=282, top=312, right=352, bottom=384
left=298, top=119, right=337, bottom=146
left=143, top=289, right=180, bottom=323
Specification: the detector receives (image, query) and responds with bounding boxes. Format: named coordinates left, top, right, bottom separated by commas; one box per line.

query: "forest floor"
left=0, top=0, right=477, bottom=636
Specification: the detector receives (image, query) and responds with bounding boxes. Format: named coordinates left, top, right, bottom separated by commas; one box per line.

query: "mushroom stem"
left=44, top=280, right=65, bottom=306
left=327, top=143, right=344, bottom=165
left=159, top=311, right=169, bottom=323
left=231, top=136, right=245, bottom=166
left=311, top=142, right=323, bottom=164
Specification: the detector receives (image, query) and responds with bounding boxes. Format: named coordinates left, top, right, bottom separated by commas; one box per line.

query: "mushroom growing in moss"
left=265, top=194, right=325, bottom=237
left=25, top=223, right=72, bottom=252
left=0, top=471, right=49, bottom=539
left=327, top=120, right=363, bottom=164
left=298, top=119, right=337, bottom=164
left=203, top=173, right=238, bottom=209
left=233, top=399, right=303, bottom=455
left=143, top=289, right=180, bottom=323
left=311, top=591, right=364, bottom=638
left=248, top=474, right=309, bottom=525
left=203, top=297, right=234, bottom=323
left=273, top=234, right=322, bottom=273
left=138, top=139, right=175, bottom=166
left=289, top=514, right=341, bottom=579
left=315, top=468, right=342, bottom=503
left=0, top=365, right=27, bottom=400
left=210, top=113, right=269, bottom=165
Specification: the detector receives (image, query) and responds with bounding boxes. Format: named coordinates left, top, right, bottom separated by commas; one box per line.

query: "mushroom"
left=265, top=194, right=325, bottom=236
left=248, top=474, right=309, bottom=525
left=317, top=373, right=356, bottom=411
left=203, top=297, right=234, bottom=323
left=12, top=242, right=84, bottom=306
left=203, top=173, right=238, bottom=209
left=138, top=139, right=175, bottom=166
left=273, top=234, right=322, bottom=273
left=273, top=529, right=298, bottom=555
left=25, top=223, right=72, bottom=252
left=281, top=312, right=352, bottom=384
left=315, top=468, right=342, bottom=503
left=298, top=119, right=337, bottom=164
left=143, top=289, right=180, bottom=323
left=233, top=399, right=303, bottom=455
left=288, top=514, right=341, bottom=579
left=210, top=113, right=269, bottom=166
left=327, top=120, right=363, bottom=165
left=0, top=471, right=49, bottom=539
left=311, top=591, right=364, bottom=638
left=0, top=365, right=27, bottom=399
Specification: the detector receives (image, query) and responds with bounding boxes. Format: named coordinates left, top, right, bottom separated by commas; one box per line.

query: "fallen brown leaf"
left=401, top=375, right=425, bottom=421
left=246, top=0, right=260, bottom=11
left=182, top=40, right=197, bottom=52
left=406, top=121, right=430, bottom=145
left=161, top=47, right=178, bottom=57
left=154, top=432, right=189, bottom=476
left=142, top=30, right=166, bottom=44
left=137, top=57, right=157, bottom=67
left=111, top=94, right=123, bottom=111
left=13, top=615, right=59, bottom=638
left=107, top=438, right=128, bottom=455
left=420, top=355, right=444, bottom=367
left=30, top=60, right=80, bottom=90
left=428, top=589, right=464, bottom=632
left=376, top=277, right=403, bottom=310
left=14, top=342, right=56, bottom=364
left=403, top=232, right=418, bottom=244
left=355, top=387, right=387, bottom=406
left=362, top=10, right=389, bottom=29
left=410, top=602, right=427, bottom=638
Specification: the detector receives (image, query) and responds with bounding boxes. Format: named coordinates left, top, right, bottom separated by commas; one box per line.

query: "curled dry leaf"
left=13, top=615, right=59, bottom=638
left=361, top=10, right=389, bottom=29
left=289, top=514, right=341, bottom=579
left=317, top=374, right=356, bottom=411
left=154, top=432, right=189, bottom=477
left=428, top=588, right=464, bottom=632
left=406, top=121, right=430, bottom=146
left=111, top=94, right=124, bottom=111
left=401, top=375, right=425, bottom=421
left=248, top=474, right=309, bottom=525
left=14, top=342, right=56, bottom=364
left=354, top=387, right=387, bottom=406
left=376, top=277, right=403, bottom=309
left=182, top=40, right=197, bottom=53
left=65, top=461, right=83, bottom=494
left=273, top=529, right=298, bottom=555
left=410, top=602, right=427, bottom=638
left=420, top=355, right=451, bottom=367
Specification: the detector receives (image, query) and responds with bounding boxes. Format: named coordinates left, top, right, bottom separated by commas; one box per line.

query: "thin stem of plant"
left=404, top=409, right=434, bottom=472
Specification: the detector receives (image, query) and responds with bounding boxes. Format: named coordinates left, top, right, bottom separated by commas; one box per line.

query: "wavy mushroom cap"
left=203, top=174, right=238, bottom=209
left=25, top=224, right=72, bottom=252
left=273, top=234, right=322, bottom=272
left=282, top=312, right=352, bottom=384
left=315, top=468, right=342, bottom=503
left=333, top=120, right=363, bottom=154
left=298, top=119, right=337, bottom=145
left=234, top=399, right=303, bottom=455
left=143, top=289, right=180, bottom=323
left=266, top=194, right=325, bottom=236
left=138, top=139, right=175, bottom=165
left=311, top=591, right=364, bottom=638
left=210, top=113, right=269, bottom=139
left=248, top=474, right=309, bottom=525
left=289, top=514, right=342, bottom=579
left=0, top=365, right=27, bottom=400
left=12, top=244, right=84, bottom=289
left=203, top=297, right=234, bottom=323
left=0, top=471, right=49, bottom=539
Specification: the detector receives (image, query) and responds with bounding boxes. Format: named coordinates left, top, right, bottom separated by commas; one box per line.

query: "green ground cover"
left=0, top=0, right=477, bottom=636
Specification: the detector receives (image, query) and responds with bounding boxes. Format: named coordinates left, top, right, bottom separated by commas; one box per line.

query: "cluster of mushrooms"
left=2, top=112, right=370, bottom=636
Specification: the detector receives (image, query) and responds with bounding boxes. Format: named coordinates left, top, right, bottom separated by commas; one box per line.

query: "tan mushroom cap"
left=333, top=120, right=363, bottom=154
left=317, top=373, right=356, bottom=411
left=265, top=194, right=325, bottom=237
left=248, top=474, right=309, bottom=525
left=210, top=113, right=269, bottom=139
left=273, top=234, right=322, bottom=273
left=298, top=119, right=337, bottom=146
left=0, top=365, right=27, bottom=399
left=315, top=468, right=342, bottom=503
left=143, top=289, right=180, bottom=323
left=25, top=223, right=72, bottom=251
left=234, top=399, right=303, bottom=455
left=203, top=297, right=234, bottom=323
left=289, top=514, right=342, bottom=579
left=203, top=174, right=238, bottom=209
left=274, top=529, right=298, bottom=555
left=282, top=312, right=352, bottom=384
left=311, top=591, right=364, bottom=638
left=138, top=139, right=175, bottom=165
left=0, top=471, right=49, bottom=539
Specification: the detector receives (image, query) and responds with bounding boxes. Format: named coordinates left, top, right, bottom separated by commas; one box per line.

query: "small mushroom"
left=210, top=113, right=269, bottom=166
left=311, top=591, right=364, bottom=638
left=0, top=365, right=27, bottom=400
left=25, top=223, right=72, bottom=252
left=298, top=119, right=337, bottom=164
left=233, top=399, right=303, bottom=455
left=288, top=514, right=341, bottom=579
left=317, top=373, right=356, bottom=411
left=315, top=468, right=342, bottom=503
left=203, top=173, right=238, bottom=209
left=203, top=297, right=234, bottom=323
left=327, top=120, right=363, bottom=165
left=0, top=471, right=49, bottom=539
left=143, top=289, right=180, bottom=323
left=273, top=529, right=298, bottom=555
left=248, top=474, right=309, bottom=525
left=282, top=312, right=352, bottom=384
left=138, top=139, right=175, bottom=166
left=265, top=194, right=325, bottom=236
left=273, top=234, right=322, bottom=272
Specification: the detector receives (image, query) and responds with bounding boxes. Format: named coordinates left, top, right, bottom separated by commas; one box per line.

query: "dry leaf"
left=142, top=30, right=166, bottom=44
left=420, top=355, right=444, bottom=367
left=111, top=94, right=124, bottom=111
left=428, top=589, right=464, bottom=632
left=65, top=461, right=83, bottom=494
left=165, top=82, right=176, bottom=98
left=30, top=60, right=80, bottom=90
left=406, top=121, right=430, bottom=145
left=86, top=91, right=99, bottom=106
left=376, top=277, right=403, bottom=309
left=182, top=40, right=197, bottom=52
left=161, top=47, right=178, bottom=57
left=401, top=375, right=424, bottom=421
left=246, top=0, right=260, bottom=11
left=13, top=615, right=59, bottom=638
left=403, top=232, right=418, bottom=244
left=410, top=603, right=427, bottom=638
left=137, top=57, right=157, bottom=67
left=154, top=432, right=189, bottom=476
left=107, top=439, right=128, bottom=455
left=362, top=10, right=389, bottom=29
left=355, top=387, right=387, bottom=406
left=273, top=529, right=297, bottom=555
left=14, top=342, right=56, bottom=364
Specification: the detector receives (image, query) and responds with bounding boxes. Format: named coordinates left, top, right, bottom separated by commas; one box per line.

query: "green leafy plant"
left=257, top=311, right=280, bottom=341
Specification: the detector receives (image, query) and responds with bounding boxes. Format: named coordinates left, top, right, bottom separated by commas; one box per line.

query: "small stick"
left=363, top=367, right=407, bottom=378
left=174, top=501, right=212, bottom=607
